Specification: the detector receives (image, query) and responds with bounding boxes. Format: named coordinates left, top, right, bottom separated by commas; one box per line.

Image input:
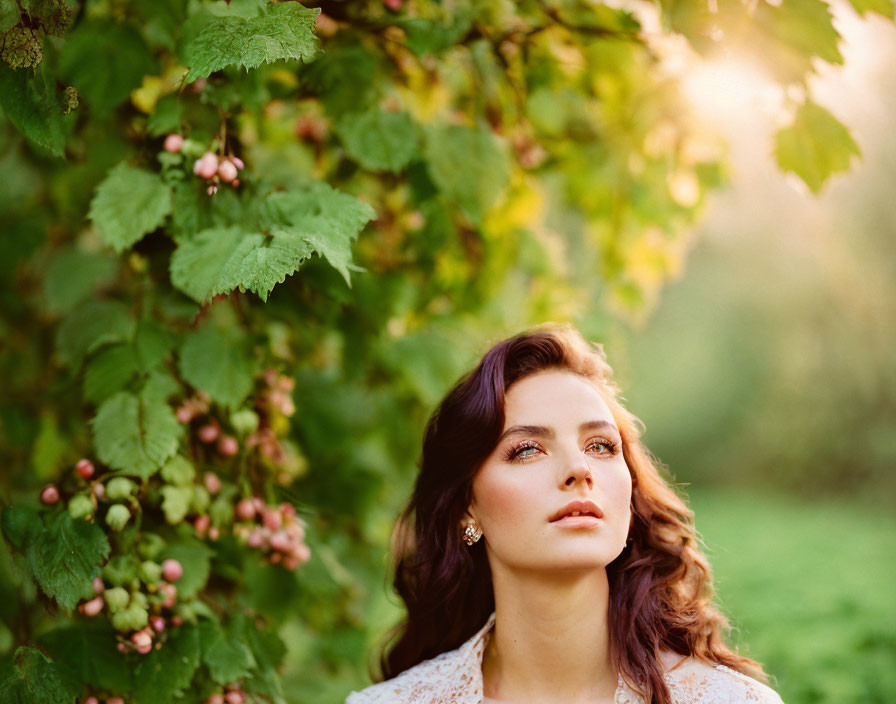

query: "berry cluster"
left=233, top=498, right=310, bottom=570
left=205, top=682, right=250, bottom=704
left=176, top=392, right=241, bottom=459
left=162, top=134, right=245, bottom=195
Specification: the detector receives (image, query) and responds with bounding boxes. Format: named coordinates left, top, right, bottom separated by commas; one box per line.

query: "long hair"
left=377, top=322, right=770, bottom=703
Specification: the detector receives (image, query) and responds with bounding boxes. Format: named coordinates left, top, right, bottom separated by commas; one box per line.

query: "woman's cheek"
left=474, top=467, right=535, bottom=533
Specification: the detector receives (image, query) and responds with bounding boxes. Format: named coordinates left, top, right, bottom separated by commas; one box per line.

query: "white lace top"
left=345, top=612, right=785, bottom=703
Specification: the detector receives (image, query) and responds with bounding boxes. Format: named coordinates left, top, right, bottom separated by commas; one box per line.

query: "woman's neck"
left=481, top=567, right=618, bottom=704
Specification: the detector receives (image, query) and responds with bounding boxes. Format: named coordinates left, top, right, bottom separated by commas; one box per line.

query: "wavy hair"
left=377, top=323, right=770, bottom=703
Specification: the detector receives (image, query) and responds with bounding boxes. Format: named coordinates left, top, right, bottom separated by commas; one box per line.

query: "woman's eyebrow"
left=498, top=420, right=620, bottom=443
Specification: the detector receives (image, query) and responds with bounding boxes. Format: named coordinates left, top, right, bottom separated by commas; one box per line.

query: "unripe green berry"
left=137, top=532, right=166, bottom=560
left=139, top=561, right=162, bottom=584
left=103, top=587, right=129, bottom=612
left=106, top=504, right=131, bottom=531
left=103, top=555, right=139, bottom=586
left=67, top=494, right=94, bottom=520
left=230, top=408, right=259, bottom=435
left=111, top=603, right=148, bottom=632
left=106, top=477, right=137, bottom=501
left=131, top=591, right=148, bottom=609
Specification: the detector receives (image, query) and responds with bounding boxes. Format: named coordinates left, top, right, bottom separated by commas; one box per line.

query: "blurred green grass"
left=687, top=488, right=896, bottom=704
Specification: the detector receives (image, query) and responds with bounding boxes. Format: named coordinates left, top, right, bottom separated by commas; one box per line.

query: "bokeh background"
left=0, top=0, right=893, bottom=703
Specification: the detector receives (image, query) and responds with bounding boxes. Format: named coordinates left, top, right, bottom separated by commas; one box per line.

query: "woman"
left=346, top=324, right=784, bottom=704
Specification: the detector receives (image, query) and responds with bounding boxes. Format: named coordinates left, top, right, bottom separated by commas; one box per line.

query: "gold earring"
left=462, top=522, right=483, bottom=546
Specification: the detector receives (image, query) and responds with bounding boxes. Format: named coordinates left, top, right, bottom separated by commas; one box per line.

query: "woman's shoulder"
left=343, top=642, right=477, bottom=704
left=660, top=653, right=785, bottom=704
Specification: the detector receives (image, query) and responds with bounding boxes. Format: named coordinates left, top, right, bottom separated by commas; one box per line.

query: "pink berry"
left=108, top=696, right=125, bottom=703
left=150, top=616, right=166, bottom=633
left=194, top=514, right=210, bottom=536
left=193, top=152, right=219, bottom=179
left=198, top=422, right=219, bottom=443
left=164, top=134, right=184, bottom=153
left=247, top=528, right=266, bottom=549
left=206, top=695, right=225, bottom=704
left=269, top=531, right=291, bottom=553
left=161, top=559, right=183, bottom=582
left=81, top=596, right=104, bottom=617
left=217, top=159, right=238, bottom=183
left=231, top=178, right=240, bottom=188
left=85, top=698, right=99, bottom=704
left=225, top=691, right=245, bottom=704
left=229, top=155, right=245, bottom=170
left=203, top=472, right=222, bottom=494
left=176, top=405, right=194, bottom=423
left=171, top=615, right=183, bottom=626
left=235, top=498, right=255, bottom=521
left=131, top=630, right=152, bottom=648
left=216, top=435, right=239, bottom=456
left=93, top=577, right=105, bottom=594
left=296, top=543, right=311, bottom=563
left=136, top=641, right=152, bottom=655
left=208, top=526, right=220, bottom=540
left=159, top=582, right=177, bottom=608
left=40, top=485, right=59, bottom=504
left=383, top=0, right=402, bottom=10
left=92, top=483, right=106, bottom=500
left=76, top=459, right=95, bottom=480
left=262, top=509, right=282, bottom=532
left=116, top=642, right=128, bottom=654
left=280, top=502, right=296, bottom=519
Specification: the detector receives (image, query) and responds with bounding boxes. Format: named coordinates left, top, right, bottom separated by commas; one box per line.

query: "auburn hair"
left=377, top=323, right=770, bottom=703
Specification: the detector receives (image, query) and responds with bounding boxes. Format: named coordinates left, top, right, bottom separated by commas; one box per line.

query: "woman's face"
left=467, top=369, right=632, bottom=573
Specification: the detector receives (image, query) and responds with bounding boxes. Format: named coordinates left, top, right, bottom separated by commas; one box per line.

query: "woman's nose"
left=563, top=454, right=593, bottom=488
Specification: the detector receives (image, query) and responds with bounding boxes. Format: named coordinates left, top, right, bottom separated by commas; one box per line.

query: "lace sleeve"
left=663, top=662, right=785, bottom=704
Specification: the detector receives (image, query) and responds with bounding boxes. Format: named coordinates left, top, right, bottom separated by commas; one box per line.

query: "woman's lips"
left=551, top=514, right=602, bottom=528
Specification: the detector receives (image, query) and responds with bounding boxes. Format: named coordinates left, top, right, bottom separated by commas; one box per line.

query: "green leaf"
left=43, top=246, right=118, bottom=315
left=178, top=323, right=256, bottom=408
left=55, top=300, right=135, bottom=370
left=133, top=624, right=200, bottom=704
left=1, top=505, right=41, bottom=550
left=336, top=108, right=420, bottom=173
left=59, top=19, right=158, bottom=116
left=146, top=92, right=183, bottom=136
left=235, top=614, right=287, bottom=703
left=183, top=2, right=321, bottom=82
left=39, top=622, right=133, bottom=693
left=134, top=319, right=176, bottom=372
left=91, top=386, right=182, bottom=478
left=774, top=101, right=861, bottom=194
left=157, top=540, right=213, bottom=600
left=198, top=620, right=256, bottom=685
left=89, top=161, right=172, bottom=252
left=394, top=13, right=473, bottom=57
left=26, top=511, right=110, bottom=611
left=423, top=124, right=511, bottom=225
left=264, top=182, right=377, bottom=286
left=0, top=61, right=69, bottom=157
left=83, top=343, right=139, bottom=405
left=848, top=0, right=894, bottom=16
left=0, top=647, right=80, bottom=704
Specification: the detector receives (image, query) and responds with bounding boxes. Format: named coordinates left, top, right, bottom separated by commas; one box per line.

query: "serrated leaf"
left=26, top=512, right=110, bottom=611
left=775, top=101, right=861, bottom=194
left=39, top=622, right=133, bottom=693
left=264, top=182, right=377, bottom=286
left=134, top=319, right=176, bottom=371
left=184, top=2, right=321, bottom=82
left=157, top=540, right=213, bottom=599
left=91, top=387, right=182, bottom=478
left=59, top=19, right=158, bottom=116
left=83, top=344, right=139, bottom=405
left=178, top=323, right=256, bottom=408
left=133, top=624, right=200, bottom=704
left=0, top=647, right=80, bottom=704
left=89, top=162, right=172, bottom=252
left=55, top=300, right=135, bottom=370
left=423, top=124, right=511, bottom=225
left=198, top=620, right=256, bottom=685
left=0, top=61, right=70, bottom=157
left=142, top=368, right=181, bottom=402
left=43, top=246, right=118, bottom=315
left=336, top=108, right=420, bottom=173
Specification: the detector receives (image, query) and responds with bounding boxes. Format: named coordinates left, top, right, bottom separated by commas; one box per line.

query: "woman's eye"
left=588, top=439, right=618, bottom=455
